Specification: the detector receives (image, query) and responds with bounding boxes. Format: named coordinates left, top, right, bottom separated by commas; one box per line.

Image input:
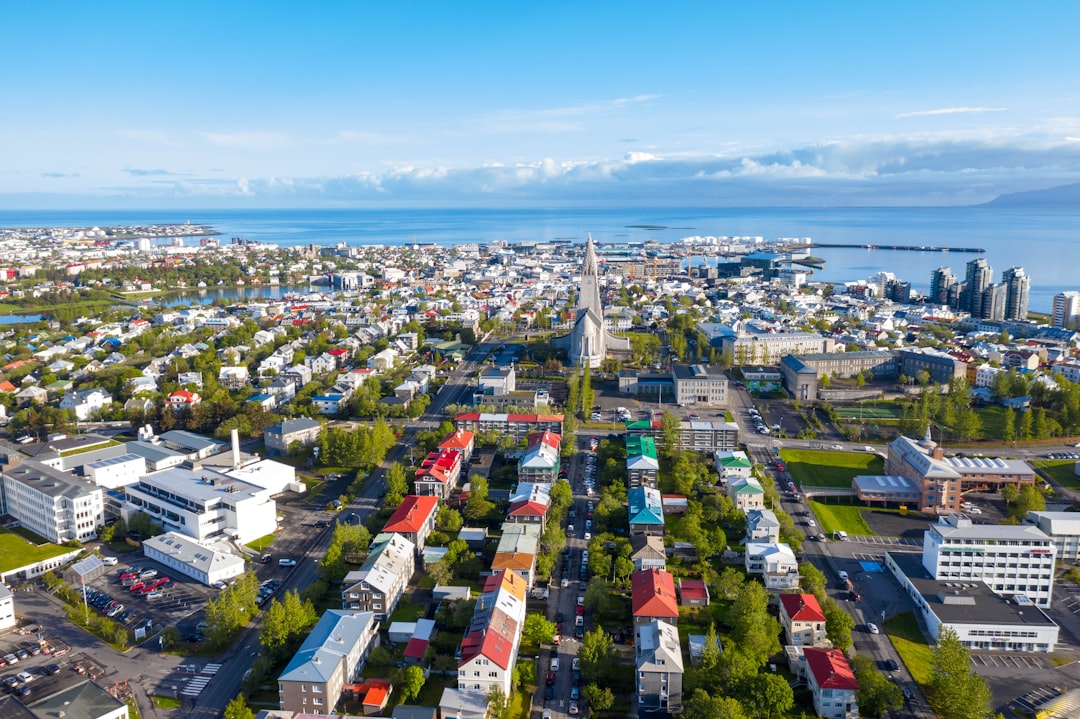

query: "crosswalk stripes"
left=202, top=663, right=222, bottom=675
left=182, top=677, right=212, bottom=697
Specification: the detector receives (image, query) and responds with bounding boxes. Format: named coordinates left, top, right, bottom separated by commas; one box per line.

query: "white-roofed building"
left=341, top=533, right=416, bottom=621
left=0, top=582, right=14, bottom=632
left=635, top=619, right=684, bottom=714
left=85, top=454, right=146, bottom=490
left=745, top=542, right=799, bottom=590
left=141, top=532, right=245, bottom=586
left=745, top=508, right=781, bottom=543
left=1025, top=511, right=1080, bottom=562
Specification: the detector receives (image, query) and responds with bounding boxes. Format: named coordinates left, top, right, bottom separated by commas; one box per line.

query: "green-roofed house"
left=628, top=486, right=665, bottom=536
left=713, top=450, right=753, bottom=482
left=727, top=477, right=765, bottom=512
left=626, top=436, right=659, bottom=489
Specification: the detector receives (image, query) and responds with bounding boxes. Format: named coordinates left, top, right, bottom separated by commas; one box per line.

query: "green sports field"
left=780, top=448, right=885, bottom=488
left=834, top=405, right=902, bottom=420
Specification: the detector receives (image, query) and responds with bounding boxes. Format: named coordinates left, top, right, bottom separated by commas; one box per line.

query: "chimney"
left=231, top=428, right=241, bottom=469
left=932, top=447, right=944, bottom=460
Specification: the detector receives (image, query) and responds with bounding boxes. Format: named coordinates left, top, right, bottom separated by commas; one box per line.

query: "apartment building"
left=779, top=593, right=827, bottom=647
left=414, top=449, right=462, bottom=498
left=457, top=570, right=528, bottom=698
left=0, top=456, right=104, bottom=543
left=745, top=508, right=781, bottom=543
left=454, top=413, right=564, bottom=440
left=438, top=429, right=475, bottom=465
left=803, top=648, right=859, bottom=719
left=631, top=568, right=679, bottom=626
left=517, top=431, right=561, bottom=483
left=626, top=436, right=659, bottom=489
left=382, top=495, right=439, bottom=553
left=635, top=619, right=684, bottom=715
left=628, top=486, right=665, bottom=536
left=921, top=513, right=1056, bottom=607
left=278, top=610, right=379, bottom=713
left=340, top=533, right=416, bottom=621
left=727, top=477, right=765, bottom=512
left=264, top=417, right=322, bottom=456
left=744, top=542, right=800, bottom=590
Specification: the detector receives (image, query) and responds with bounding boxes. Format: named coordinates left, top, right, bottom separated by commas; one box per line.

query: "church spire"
left=582, top=234, right=599, bottom=277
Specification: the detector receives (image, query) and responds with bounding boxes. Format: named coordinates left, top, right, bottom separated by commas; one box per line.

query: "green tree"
left=700, top=622, right=721, bottom=672
left=578, top=627, right=616, bottom=684
left=464, top=475, right=494, bottom=521
left=582, top=683, right=614, bottom=712
left=748, top=673, right=794, bottom=719
left=224, top=694, right=254, bottom=719
left=402, top=664, right=426, bottom=701
left=851, top=655, right=904, bottom=719
left=437, top=505, right=463, bottom=532
left=682, top=689, right=748, bottom=719
left=926, top=627, right=993, bottom=719
left=799, top=562, right=827, bottom=602
left=583, top=576, right=611, bottom=614
left=1002, top=408, right=1015, bottom=442
left=384, top=462, right=409, bottom=506
left=660, top=411, right=682, bottom=459
left=823, top=596, right=855, bottom=652
left=485, top=686, right=508, bottom=719
left=522, top=612, right=556, bottom=646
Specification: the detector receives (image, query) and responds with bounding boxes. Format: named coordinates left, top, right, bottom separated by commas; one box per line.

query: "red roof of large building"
left=526, top=431, right=562, bottom=450
left=415, top=449, right=461, bottom=486
left=631, top=568, right=679, bottom=619
left=779, top=593, right=826, bottom=623
left=804, top=648, right=859, bottom=691
left=382, top=495, right=439, bottom=534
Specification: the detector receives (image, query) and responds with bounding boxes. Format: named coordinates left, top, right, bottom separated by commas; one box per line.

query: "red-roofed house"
left=802, top=648, right=859, bottom=719
left=167, top=389, right=202, bottom=408
left=403, top=637, right=429, bottom=664
left=438, top=429, right=475, bottom=464
left=506, top=482, right=550, bottom=530
left=631, top=568, right=679, bottom=626
left=677, top=578, right=710, bottom=608
left=456, top=571, right=527, bottom=698
left=343, top=679, right=393, bottom=716
left=517, top=431, right=561, bottom=483
left=382, top=495, right=439, bottom=552
left=779, top=593, right=828, bottom=647
left=413, top=449, right=462, bottom=499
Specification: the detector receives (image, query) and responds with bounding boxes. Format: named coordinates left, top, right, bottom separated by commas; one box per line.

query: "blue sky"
left=4, top=1, right=1080, bottom=208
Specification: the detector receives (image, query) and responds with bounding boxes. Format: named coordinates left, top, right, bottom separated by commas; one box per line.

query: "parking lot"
left=970, top=653, right=1051, bottom=670
left=0, top=621, right=103, bottom=699
left=80, top=555, right=220, bottom=636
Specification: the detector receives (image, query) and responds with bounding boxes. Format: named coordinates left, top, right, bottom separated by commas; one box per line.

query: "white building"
left=635, top=619, right=684, bottom=714
left=887, top=551, right=1059, bottom=652
left=744, top=542, right=799, bottom=590
left=0, top=583, right=15, bottom=633
left=59, top=388, right=113, bottom=421
left=1024, top=511, right=1080, bottom=563
left=1, top=458, right=105, bottom=543
left=745, top=508, right=781, bottom=543
left=85, top=454, right=147, bottom=490
left=121, top=466, right=277, bottom=545
left=922, top=514, right=1056, bottom=607
left=141, top=532, right=246, bottom=586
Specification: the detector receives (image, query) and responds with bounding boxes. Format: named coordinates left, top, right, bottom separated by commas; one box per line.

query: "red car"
left=120, top=572, right=137, bottom=582
left=129, top=582, right=145, bottom=592
left=546, top=671, right=555, bottom=687
left=575, top=605, right=585, bottom=616
left=151, top=577, right=171, bottom=589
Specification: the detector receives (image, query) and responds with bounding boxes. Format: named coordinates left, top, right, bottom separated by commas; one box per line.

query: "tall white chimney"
left=231, top=428, right=241, bottom=469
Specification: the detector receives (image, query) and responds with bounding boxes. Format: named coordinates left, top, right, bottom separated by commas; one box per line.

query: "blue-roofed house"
left=278, top=609, right=379, bottom=713
left=628, top=486, right=665, bottom=536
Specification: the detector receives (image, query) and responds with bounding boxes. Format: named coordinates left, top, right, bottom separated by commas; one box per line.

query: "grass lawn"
left=245, top=534, right=275, bottom=552
left=0, top=528, right=73, bottom=574
left=807, top=502, right=874, bottom=536
left=388, top=602, right=427, bottom=623
left=780, top=449, right=884, bottom=488
left=414, top=673, right=457, bottom=708
left=1033, top=460, right=1080, bottom=491
left=151, top=696, right=182, bottom=709
left=884, top=611, right=935, bottom=686
left=973, top=405, right=1008, bottom=441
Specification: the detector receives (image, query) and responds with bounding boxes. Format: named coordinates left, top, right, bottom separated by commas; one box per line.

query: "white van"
left=100, top=556, right=118, bottom=566
left=834, top=531, right=848, bottom=541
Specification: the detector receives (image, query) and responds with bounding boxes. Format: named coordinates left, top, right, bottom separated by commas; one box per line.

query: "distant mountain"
left=984, top=182, right=1080, bottom=208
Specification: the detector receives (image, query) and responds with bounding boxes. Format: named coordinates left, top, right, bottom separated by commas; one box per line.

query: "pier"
left=802, top=243, right=984, bottom=253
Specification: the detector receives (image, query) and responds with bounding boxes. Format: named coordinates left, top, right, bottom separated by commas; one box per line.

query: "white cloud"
left=478, top=95, right=660, bottom=134
left=896, top=107, right=1007, bottom=119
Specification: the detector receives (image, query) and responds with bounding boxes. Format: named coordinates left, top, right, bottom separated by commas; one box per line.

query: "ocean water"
left=1, top=206, right=1077, bottom=312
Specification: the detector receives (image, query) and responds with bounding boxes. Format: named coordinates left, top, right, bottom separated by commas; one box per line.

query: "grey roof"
left=159, top=430, right=226, bottom=454
left=272, top=417, right=321, bottom=434
left=392, top=706, right=437, bottom=719
left=142, top=532, right=245, bottom=576
left=671, top=363, right=726, bottom=381
left=929, top=517, right=1053, bottom=543
left=2, top=459, right=100, bottom=500
left=279, top=610, right=376, bottom=683
left=26, top=680, right=125, bottom=719
left=890, top=552, right=1057, bottom=627
left=852, top=475, right=921, bottom=494
left=85, top=453, right=144, bottom=471
left=42, top=434, right=113, bottom=454
left=135, top=466, right=264, bottom=504
left=125, top=441, right=185, bottom=465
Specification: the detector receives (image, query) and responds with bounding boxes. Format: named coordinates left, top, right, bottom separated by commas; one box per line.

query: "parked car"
left=867, top=623, right=880, bottom=634
left=279, top=558, right=297, bottom=567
